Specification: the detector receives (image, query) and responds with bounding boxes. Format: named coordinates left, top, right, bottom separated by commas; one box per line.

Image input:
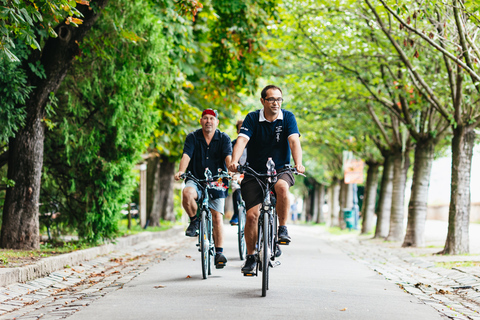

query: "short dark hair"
left=236, top=120, right=243, bottom=133
left=261, top=85, right=283, bottom=99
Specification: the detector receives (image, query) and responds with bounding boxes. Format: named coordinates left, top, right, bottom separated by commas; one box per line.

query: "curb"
left=0, top=226, right=184, bottom=287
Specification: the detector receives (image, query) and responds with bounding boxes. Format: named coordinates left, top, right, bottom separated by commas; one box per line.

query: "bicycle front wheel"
left=200, top=209, right=208, bottom=279
left=238, top=203, right=246, bottom=260
left=261, top=212, right=270, bottom=297
left=207, top=214, right=214, bottom=276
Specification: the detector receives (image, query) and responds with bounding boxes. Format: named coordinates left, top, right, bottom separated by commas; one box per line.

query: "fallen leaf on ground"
left=186, top=275, right=191, bottom=278
left=186, top=255, right=192, bottom=259
left=340, top=308, right=347, bottom=311
left=154, top=285, right=166, bottom=289
left=436, top=289, right=451, bottom=294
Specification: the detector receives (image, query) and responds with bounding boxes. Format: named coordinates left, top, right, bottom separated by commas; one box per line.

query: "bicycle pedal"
left=277, top=240, right=290, bottom=245
left=243, top=272, right=256, bottom=277
left=215, top=262, right=226, bottom=269
left=271, top=261, right=281, bottom=268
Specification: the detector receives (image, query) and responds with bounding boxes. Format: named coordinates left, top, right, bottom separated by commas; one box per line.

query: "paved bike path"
left=66, top=224, right=443, bottom=320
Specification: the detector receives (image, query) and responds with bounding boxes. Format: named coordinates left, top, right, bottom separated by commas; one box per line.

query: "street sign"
left=344, top=159, right=364, bottom=184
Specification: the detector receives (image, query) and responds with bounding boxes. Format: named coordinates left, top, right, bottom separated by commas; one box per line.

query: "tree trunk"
left=402, top=139, right=434, bottom=247
left=147, top=155, right=161, bottom=227
left=326, top=185, right=332, bottom=226
left=301, top=192, right=310, bottom=222
left=316, top=184, right=325, bottom=224
left=361, top=161, right=380, bottom=234
left=311, top=182, right=319, bottom=223
left=442, top=125, right=476, bottom=255
left=375, top=155, right=394, bottom=238
left=329, top=179, right=340, bottom=227
left=159, top=155, right=176, bottom=222
left=340, top=182, right=353, bottom=229
left=338, top=179, right=350, bottom=229
left=386, top=148, right=411, bottom=242
left=338, top=180, right=347, bottom=229
left=1, top=111, right=44, bottom=249
left=0, top=1, right=108, bottom=249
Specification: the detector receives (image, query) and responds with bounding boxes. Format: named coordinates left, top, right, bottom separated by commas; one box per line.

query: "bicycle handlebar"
left=237, top=163, right=306, bottom=179
left=180, top=171, right=231, bottom=185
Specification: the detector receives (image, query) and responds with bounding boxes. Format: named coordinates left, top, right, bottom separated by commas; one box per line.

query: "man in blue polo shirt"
left=174, top=109, right=232, bottom=269
left=229, top=85, right=305, bottom=274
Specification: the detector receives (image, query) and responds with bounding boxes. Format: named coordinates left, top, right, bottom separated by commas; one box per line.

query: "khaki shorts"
left=184, top=180, right=225, bottom=214
left=240, top=172, right=295, bottom=211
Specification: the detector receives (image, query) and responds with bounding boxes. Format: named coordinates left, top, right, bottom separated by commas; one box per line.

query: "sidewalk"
left=0, top=226, right=184, bottom=287
left=0, top=221, right=480, bottom=319
left=0, top=226, right=189, bottom=320
left=326, top=220, right=480, bottom=320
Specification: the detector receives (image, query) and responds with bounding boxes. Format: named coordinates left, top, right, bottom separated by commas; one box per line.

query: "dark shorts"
left=240, top=172, right=295, bottom=211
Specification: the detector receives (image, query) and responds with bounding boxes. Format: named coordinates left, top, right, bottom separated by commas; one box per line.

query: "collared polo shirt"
left=182, top=128, right=232, bottom=197
left=239, top=109, right=300, bottom=173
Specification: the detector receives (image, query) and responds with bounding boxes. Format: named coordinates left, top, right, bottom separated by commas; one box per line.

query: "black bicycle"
left=181, top=169, right=231, bottom=279
left=232, top=177, right=247, bottom=260
left=238, top=161, right=305, bottom=297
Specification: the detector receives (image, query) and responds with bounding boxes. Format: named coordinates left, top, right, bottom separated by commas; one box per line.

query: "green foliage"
left=0, top=0, right=83, bottom=62
left=41, top=0, right=174, bottom=243
left=1, top=177, right=15, bottom=187
left=0, top=44, right=30, bottom=144
left=151, top=0, right=279, bottom=160
left=207, top=0, right=277, bottom=94
left=259, top=0, right=385, bottom=183
left=0, top=239, right=93, bottom=267
left=117, top=218, right=175, bottom=237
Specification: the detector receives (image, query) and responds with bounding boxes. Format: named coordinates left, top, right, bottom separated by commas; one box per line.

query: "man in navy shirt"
left=174, top=109, right=232, bottom=269
left=229, top=85, right=305, bottom=274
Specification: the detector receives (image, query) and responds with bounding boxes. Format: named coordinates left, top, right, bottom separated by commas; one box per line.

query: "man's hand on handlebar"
left=295, top=164, right=305, bottom=174
left=228, top=161, right=239, bottom=173
left=174, top=171, right=184, bottom=181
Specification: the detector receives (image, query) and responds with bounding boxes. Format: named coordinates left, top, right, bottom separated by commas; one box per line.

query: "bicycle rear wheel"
left=238, top=202, right=246, bottom=260
left=261, top=212, right=270, bottom=297
left=200, top=209, right=208, bottom=279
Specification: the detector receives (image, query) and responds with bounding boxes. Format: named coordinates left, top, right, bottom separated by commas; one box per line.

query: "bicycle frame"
left=181, top=170, right=230, bottom=279
left=257, top=175, right=280, bottom=296
left=197, top=187, right=214, bottom=279
left=238, top=164, right=299, bottom=296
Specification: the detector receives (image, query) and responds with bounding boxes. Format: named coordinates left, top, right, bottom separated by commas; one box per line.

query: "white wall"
left=428, top=145, right=480, bottom=206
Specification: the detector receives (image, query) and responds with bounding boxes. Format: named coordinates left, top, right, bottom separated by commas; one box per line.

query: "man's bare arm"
left=225, top=155, right=232, bottom=170
left=228, top=136, right=248, bottom=172
left=174, top=153, right=191, bottom=180
left=288, top=134, right=305, bottom=174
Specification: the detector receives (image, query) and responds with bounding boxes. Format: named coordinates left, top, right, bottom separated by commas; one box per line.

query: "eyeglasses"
left=264, top=97, right=283, bottom=103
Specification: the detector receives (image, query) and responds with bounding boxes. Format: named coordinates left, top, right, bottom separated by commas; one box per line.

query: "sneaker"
left=275, top=244, right=282, bottom=258
left=278, top=226, right=291, bottom=245
left=185, top=218, right=200, bottom=237
left=241, top=254, right=257, bottom=274
left=229, top=216, right=239, bottom=225
left=215, top=253, right=227, bottom=269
